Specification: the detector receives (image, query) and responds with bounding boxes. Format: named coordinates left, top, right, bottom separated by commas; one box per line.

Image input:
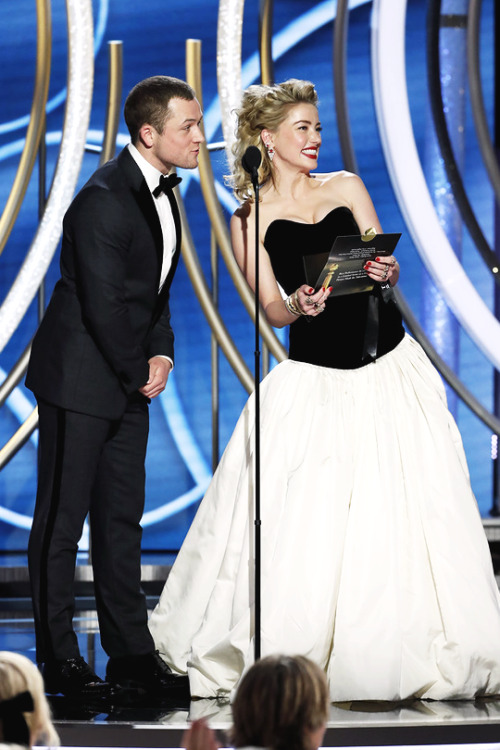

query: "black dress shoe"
left=42, top=656, right=110, bottom=697
left=106, top=650, right=190, bottom=697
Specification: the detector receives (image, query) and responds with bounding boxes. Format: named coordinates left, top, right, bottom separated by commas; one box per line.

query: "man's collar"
left=127, top=143, right=168, bottom=195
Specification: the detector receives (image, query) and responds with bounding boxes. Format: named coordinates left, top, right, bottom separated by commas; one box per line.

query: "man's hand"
left=139, top=356, right=172, bottom=399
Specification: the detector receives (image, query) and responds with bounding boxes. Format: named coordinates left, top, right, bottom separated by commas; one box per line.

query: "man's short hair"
left=124, top=75, right=196, bottom=143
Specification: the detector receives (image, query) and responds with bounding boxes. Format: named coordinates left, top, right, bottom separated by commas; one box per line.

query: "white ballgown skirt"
left=149, top=335, right=500, bottom=701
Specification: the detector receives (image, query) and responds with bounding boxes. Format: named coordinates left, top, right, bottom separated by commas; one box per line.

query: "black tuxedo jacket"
left=26, top=147, right=182, bottom=420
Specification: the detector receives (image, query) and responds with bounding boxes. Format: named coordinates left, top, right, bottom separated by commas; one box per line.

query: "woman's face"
left=265, top=102, right=322, bottom=171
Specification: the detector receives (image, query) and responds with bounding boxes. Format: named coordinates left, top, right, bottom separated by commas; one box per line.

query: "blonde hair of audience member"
left=230, top=655, right=329, bottom=750
left=0, top=652, right=59, bottom=747
left=230, top=79, right=318, bottom=202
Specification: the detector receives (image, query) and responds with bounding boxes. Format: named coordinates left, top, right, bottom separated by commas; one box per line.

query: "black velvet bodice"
left=264, top=206, right=404, bottom=369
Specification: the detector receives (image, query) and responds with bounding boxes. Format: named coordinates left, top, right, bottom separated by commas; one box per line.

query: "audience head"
left=231, top=79, right=318, bottom=200
left=230, top=654, right=329, bottom=750
left=0, top=652, right=59, bottom=748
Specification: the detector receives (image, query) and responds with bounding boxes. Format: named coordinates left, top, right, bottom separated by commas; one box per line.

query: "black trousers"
left=28, top=396, right=155, bottom=663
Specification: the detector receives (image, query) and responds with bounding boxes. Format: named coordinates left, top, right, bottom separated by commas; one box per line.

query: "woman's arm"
left=230, top=204, right=327, bottom=327
left=343, top=173, right=400, bottom=286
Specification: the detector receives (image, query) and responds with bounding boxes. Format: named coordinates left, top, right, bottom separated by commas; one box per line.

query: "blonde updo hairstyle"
left=0, top=652, right=59, bottom=747
left=231, top=79, right=318, bottom=201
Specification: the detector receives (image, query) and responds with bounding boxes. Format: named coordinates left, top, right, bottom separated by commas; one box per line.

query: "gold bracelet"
left=293, top=290, right=309, bottom=316
left=285, top=295, right=300, bottom=316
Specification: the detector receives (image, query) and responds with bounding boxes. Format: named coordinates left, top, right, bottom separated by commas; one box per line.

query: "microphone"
left=242, top=145, right=262, bottom=188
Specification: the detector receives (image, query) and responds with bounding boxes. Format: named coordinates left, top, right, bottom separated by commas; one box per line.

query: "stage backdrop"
left=0, top=0, right=496, bottom=553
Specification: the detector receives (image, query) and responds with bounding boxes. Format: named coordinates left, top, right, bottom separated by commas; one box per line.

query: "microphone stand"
left=250, top=166, right=262, bottom=662
left=242, top=145, right=263, bottom=663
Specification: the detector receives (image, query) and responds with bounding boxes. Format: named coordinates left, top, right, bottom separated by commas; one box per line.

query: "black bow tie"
left=152, top=173, right=182, bottom=197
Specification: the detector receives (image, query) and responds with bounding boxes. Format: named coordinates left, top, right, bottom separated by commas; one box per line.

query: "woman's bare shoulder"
left=314, top=171, right=369, bottom=207
left=312, top=169, right=362, bottom=186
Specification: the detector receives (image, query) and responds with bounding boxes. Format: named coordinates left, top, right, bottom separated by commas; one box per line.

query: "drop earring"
left=266, top=143, right=275, bottom=162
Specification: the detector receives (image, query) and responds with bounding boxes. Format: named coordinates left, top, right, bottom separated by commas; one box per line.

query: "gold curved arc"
left=0, top=408, right=38, bottom=472
left=177, top=194, right=254, bottom=393
left=185, top=39, right=286, bottom=364
left=0, top=213, right=255, bottom=463
left=0, top=344, right=31, bottom=409
left=0, top=0, right=51, bottom=257
left=99, top=41, right=123, bottom=165
left=259, top=0, right=274, bottom=85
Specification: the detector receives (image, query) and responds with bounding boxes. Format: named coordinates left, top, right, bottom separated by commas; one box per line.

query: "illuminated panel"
left=216, top=0, right=244, bottom=168
left=0, top=0, right=94, bottom=354
left=371, top=0, right=500, bottom=370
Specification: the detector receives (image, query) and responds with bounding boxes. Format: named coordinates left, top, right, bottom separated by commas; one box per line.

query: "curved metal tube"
left=398, top=294, right=500, bottom=435
left=329, top=0, right=500, bottom=435
left=0, top=18, right=112, bottom=427
left=333, top=0, right=358, bottom=174
left=0, top=0, right=93, bottom=468
left=0, top=344, right=32, bottom=409
left=245, top=0, right=495, bottom=436
left=177, top=193, right=254, bottom=393
left=426, top=0, right=500, bottom=282
left=372, top=0, right=500, bottom=369
left=258, top=0, right=496, bottom=437
left=186, top=39, right=286, bottom=364
left=395, top=287, right=500, bottom=434
left=257, top=0, right=275, bottom=375
left=0, top=408, right=38, bottom=472
left=467, top=0, right=500, bottom=209
left=0, top=0, right=51, bottom=257
left=259, top=0, right=274, bottom=85
left=99, top=40, right=123, bottom=166
left=0, top=0, right=94, bottom=355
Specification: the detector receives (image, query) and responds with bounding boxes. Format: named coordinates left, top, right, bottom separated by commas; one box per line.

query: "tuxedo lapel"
left=157, top=184, right=182, bottom=310
left=117, top=149, right=164, bottom=287
left=134, top=182, right=165, bottom=289
left=116, top=148, right=182, bottom=324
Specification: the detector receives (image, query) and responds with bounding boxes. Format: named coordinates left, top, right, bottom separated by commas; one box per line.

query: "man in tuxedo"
left=26, top=75, right=204, bottom=699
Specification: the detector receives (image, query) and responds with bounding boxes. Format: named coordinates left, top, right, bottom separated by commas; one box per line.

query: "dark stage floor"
left=3, top=544, right=500, bottom=748
left=2, top=602, right=500, bottom=748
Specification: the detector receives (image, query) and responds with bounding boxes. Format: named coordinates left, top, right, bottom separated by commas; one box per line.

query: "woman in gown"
left=149, top=79, right=500, bottom=701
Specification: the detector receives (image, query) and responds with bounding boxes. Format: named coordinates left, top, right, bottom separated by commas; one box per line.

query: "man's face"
left=146, top=97, right=204, bottom=172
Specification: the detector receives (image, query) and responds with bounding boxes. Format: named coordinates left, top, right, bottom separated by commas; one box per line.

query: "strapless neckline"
left=263, top=203, right=404, bottom=369
left=264, top=205, right=353, bottom=245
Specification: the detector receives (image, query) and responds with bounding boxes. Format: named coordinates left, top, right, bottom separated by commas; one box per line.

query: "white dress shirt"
left=128, top=143, right=177, bottom=291
left=127, top=143, right=176, bottom=369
